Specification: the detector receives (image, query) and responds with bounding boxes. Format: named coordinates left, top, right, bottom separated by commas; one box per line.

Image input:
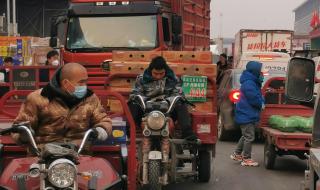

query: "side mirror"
left=286, top=57, right=315, bottom=102
left=50, top=15, right=67, bottom=48
left=50, top=17, right=58, bottom=48
left=162, top=17, right=170, bottom=42
left=172, top=14, right=182, bottom=45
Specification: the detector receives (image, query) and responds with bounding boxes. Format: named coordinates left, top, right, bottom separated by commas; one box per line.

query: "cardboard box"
left=16, top=39, right=23, bottom=57
left=162, top=51, right=212, bottom=64
left=112, top=51, right=161, bottom=62
left=32, top=46, right=53, bottom=65
left=0, top=46, right=8, bottom=57
left=23, top=56, right=33, bottom=66
left=109, top=61, right=216, bottom=79
left=31, top=37, right=50, bottom=47
left=110, top=61, right=149, bottom=75
left=107, top=99, right=124, bottom=114
left=108, top=78, right=136, bottom=88
left=172, top=63, right=216, bottom=78
left=107, top=87, right=131, bottom=95
left=112, top=51, right=212, bottom=64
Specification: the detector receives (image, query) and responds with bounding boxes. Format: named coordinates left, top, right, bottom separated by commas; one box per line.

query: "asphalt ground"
left=167, top=141, right=307, bottom=190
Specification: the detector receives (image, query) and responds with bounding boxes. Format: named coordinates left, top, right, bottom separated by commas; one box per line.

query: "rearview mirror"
left=50, top=15, right=67, bottom=48
left=286, top=57, right=315, bottom=102
left=172, top=14, right=182, bottom=45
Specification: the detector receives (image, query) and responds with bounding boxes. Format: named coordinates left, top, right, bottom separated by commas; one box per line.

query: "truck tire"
left=198, top=151, right=211, bottom=182
left=148, top=160, right=162, bottom=190
left=218, top=114, right=232, bottom=141
left=264, top=140, right=276, bottom=169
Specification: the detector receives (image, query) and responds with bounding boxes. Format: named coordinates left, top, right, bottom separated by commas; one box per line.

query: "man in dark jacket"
left=128, top=56, right=197, bottom=140
left=216, top=53, right=231, bottom=85
left=230, top=61, right=264, bottom=166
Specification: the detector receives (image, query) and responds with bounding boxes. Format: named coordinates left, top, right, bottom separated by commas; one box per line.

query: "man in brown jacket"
left=13, top=63, right=112, bottom=145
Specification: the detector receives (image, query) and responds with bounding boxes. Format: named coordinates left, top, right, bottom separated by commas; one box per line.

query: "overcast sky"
left=211, top=0, right=306, bottom=39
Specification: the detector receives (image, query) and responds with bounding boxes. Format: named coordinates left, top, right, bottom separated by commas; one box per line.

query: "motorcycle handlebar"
left=133, top=95, right=182, bottom=114
left=166, top=96, right=182, bottom=114
left=135, top=95, right=146, bottom=110
left=1, top=124, right=40, bottom=156
left=17, top=125, right=40, bottom=155
left=1, top=123, right=105, bottom=156
left=78, top=128, right=95, bottom=154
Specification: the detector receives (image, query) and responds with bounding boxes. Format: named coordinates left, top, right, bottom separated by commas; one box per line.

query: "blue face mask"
left=73, top=85, right=87, bottom=99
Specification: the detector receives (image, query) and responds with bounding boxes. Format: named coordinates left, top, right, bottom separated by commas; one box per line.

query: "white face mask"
left=52, top=60, right=59, bottom=66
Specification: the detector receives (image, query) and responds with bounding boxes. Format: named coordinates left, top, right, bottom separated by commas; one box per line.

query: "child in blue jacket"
left=230, top=61, right=265, bottom=166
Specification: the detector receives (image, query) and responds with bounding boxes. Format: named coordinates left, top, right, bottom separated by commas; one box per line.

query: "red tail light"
left=229, top=89, right=241, bottom=103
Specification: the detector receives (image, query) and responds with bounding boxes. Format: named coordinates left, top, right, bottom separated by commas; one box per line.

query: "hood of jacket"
left=246, top=61, right=262, bottom=77
left=240, top=70, right=262, bottom=87
left=41, top=67, right=93, bottom=108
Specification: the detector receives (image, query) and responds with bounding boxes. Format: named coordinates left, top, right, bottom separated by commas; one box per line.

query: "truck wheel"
left=198, top=151, right=211, bottom=182
left=218, top=114, right=232, bottom=141
left=148, top=160, right=162, bottom=190
left=264, top=140, right=276, bottom=169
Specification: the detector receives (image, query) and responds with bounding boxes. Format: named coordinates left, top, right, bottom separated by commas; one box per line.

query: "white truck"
left=233, top=29, right=293, bottom=71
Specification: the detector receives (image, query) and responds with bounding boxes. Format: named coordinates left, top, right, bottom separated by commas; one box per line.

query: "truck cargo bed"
left=262, top=127, right=311, bottom=151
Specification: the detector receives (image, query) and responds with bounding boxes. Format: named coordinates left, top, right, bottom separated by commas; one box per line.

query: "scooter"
left=134, top=95, right=202, bottom=190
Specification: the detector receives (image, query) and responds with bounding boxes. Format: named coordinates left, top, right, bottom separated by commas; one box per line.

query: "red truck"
left=0, top=0, right=211, bottom=93
left=50, top=0, right=211, bottom=83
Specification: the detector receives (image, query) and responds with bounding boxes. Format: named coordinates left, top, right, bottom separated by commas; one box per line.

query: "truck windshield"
left=66, top=15, right=157, bottom=51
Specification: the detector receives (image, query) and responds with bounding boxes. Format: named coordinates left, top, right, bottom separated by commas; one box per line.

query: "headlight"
left=147, top=111, right=166, bottom=130
left=48, top=159, right=76, bottom=188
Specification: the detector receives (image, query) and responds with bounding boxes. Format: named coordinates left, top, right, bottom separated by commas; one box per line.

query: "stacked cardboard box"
left=0, top=36, right=33, bottom=66
left=107, top=51, right=216, bottom=114
left=0, top=36, right=53, bottom=66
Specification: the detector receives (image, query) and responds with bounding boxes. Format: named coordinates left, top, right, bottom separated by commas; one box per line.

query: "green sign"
left=181, top=75, right=207, bottom=102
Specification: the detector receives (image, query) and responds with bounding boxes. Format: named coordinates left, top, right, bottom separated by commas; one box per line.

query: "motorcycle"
left=0, top=122, right=123, bottom=190
left=134, top=95, right=200, bottom=190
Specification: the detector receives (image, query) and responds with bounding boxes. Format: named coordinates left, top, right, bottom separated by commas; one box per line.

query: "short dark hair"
left=47, top=50, right=59, bottom=59
left=149, top=56, right=169, bottom=71
left=4, top=56, right=13, bottom=63
left=220, top=53, right=227, bottom=59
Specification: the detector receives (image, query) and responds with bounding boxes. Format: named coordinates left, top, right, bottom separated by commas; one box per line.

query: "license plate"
left=197, top=124, right=211, bottom=133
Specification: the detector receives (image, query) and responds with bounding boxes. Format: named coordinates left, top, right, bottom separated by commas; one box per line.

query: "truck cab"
left=51, top=0, right=210, bottom=65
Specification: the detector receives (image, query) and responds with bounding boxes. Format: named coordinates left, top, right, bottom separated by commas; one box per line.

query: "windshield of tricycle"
left=66, top=15, right=158, bottom=51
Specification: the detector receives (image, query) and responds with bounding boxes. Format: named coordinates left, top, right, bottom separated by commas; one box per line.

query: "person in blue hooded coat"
left=230, top=61, right=264, bottom=167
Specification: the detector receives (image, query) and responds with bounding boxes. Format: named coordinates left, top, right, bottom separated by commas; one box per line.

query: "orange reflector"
left=80, top=172, right=92, bottom=181
left=82, top=175, right=92, bottom=181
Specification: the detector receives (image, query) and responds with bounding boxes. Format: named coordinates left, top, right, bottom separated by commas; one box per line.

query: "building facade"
left=0, top=0, right=68, bottom=37
left=294, top=0, right=320, bottom=49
